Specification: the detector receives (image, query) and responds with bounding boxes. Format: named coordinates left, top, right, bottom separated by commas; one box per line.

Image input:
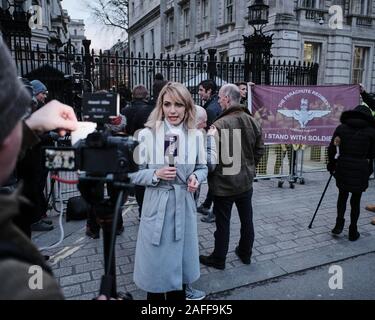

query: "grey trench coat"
left=129, top=123, right=208, bottom=293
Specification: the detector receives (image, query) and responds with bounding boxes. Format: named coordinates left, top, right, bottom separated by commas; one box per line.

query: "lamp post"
left=243, top=0, right=273, bottom=84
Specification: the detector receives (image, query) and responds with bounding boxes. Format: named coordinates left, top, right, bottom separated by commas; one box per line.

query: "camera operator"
left=0, top=42, right=77, bottom=299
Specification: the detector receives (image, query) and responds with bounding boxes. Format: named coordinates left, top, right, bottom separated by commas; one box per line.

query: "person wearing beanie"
left=0, top=41, right=77, bottom=299
left=327, top=104, right=375, bottom=241
left=18, top=78, right=52, bottom=234
left=30, top=79, right=48, bottom=108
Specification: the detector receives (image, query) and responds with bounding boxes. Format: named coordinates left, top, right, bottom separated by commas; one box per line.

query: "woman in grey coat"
left=129, top=82, right=208, bottom=300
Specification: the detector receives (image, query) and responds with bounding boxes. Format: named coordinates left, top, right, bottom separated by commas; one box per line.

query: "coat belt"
left=150, top=183, right=187, bottom=246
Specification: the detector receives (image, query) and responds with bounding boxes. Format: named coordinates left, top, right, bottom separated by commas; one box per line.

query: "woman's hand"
left=155, top=166, right=177, bottom=180
left=187, top=174, right=199, bottom=193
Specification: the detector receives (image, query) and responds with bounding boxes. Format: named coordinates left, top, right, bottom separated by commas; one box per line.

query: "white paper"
left=71, top=122, right=97, bottom=145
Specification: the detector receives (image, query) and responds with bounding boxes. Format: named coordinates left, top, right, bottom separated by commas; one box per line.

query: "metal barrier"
left=255, top=144, right=329, bottom=187
left=45, top=172, right=138, bottom=216
left=45, top=171, right=80, bottom=215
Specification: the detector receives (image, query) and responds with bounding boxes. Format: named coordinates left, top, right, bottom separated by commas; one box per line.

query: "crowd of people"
left=2, top=37, right=375, bottom=301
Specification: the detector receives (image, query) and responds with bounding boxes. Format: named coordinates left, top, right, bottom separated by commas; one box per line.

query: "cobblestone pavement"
left=32, top=172, right=375, bottom=299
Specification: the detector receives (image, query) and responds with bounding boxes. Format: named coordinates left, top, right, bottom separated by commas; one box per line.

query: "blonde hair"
left=145, top=82, right=196, bottom=129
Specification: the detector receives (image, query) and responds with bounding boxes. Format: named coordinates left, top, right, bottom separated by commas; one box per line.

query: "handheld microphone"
left=165, top=135, right=177, bottom=167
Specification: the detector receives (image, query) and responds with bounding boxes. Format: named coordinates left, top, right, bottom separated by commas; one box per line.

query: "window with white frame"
left=167, top=14, right=174, bottom=46
left=224, top=0, right=234, bottom=24
left=201, top=0, right=209, bottom=32
left=182, top=7, right=190, bottom=39
left=303, top=42, right=321, bottom=64
left=352, top=46, right=368, bottom=84
left=350, top=0, right=372, bottom=14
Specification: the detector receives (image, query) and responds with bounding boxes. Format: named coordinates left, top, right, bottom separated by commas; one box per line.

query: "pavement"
left=32, top=171, right=375, bottom=300
left=212, top=252, right=375, bottom=299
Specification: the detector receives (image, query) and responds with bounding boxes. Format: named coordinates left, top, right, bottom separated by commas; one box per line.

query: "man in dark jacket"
left=0, top=41, right=77, bottom=299
left=199, top=84, right=264, bottom=269
left=198, top=80, right=222, bottom=128
left=327, top=104, right=375, bottom=241
left=17, top=79, right=55, bottom=234
left=197, top=80, right=222, bottom=220
left=122, top=85, right=149, bottom=136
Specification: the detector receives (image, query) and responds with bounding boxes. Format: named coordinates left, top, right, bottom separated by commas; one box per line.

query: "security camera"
left=319, top=17, right=324, bottom=25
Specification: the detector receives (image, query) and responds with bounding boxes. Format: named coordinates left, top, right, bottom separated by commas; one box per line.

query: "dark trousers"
left=135, top=185, right=145, bottom=217
left=202, top=189, right=213, bottom=208
left=212, top=189, right=254, bottom=261
left=337, top=189, right=362, bottom=226
left=147, top=285, right=186, bottom=301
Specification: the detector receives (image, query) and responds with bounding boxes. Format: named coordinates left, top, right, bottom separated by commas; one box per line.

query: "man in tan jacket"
left=199, top=84, right=264, bottom=270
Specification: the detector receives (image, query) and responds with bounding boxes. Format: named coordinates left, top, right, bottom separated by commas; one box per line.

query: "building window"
left=225, top=0, right=234, bottom=24
left=352, top=46, right=368, bottom=84
left=151, top=29, right=155, bottom=54
left=301, top=0, right=320, bottom=8
left=132, top=39, right=136, bottom=53
left=351, top=0, right=372, bottom=15
left=182, top=7, right=190, bottom=39
left=167, top=14, right=174, bottom=46
left=74, top=29, right=77, bottom=36
left=201, top=0, right=209, bottom=32
left=131, top=2, right=135, bottom=15
left=303, top=42, right=321, bottom=64
left=219, top=51, right=228, bottom=62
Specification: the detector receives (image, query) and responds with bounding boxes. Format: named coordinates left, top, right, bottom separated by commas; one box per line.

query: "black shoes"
left=235, top=246, right=251, bottom=265
left=349, top=225, right=360, bottom=241
left=86, top=226, right=100, bottom=239
left=197, top=205, right=211, bottom=216
left=201, top=214, right=215, bottom=223
left=331, top=218, right=345, bottom=235
left=86, top=226, right=124, bottom=239
left=199, top=254, right=225, bottom=270
left=31, top=220, right=54, bottom=232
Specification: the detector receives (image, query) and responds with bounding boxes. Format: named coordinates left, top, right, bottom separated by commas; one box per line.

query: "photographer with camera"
left=130, top=82, right=208, bottom=300
left=0, top=42, right=77, bottom=299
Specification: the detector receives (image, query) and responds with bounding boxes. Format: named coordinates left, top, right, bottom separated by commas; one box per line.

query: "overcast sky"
left=61, top=0, right=126, bottom=51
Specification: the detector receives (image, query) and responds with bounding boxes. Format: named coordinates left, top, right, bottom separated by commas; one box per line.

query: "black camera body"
left=74, top=131, right=138, bottom=176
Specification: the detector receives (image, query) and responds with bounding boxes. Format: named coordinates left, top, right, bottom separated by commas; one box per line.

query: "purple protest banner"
left=251, top=85, right=360, bottom=146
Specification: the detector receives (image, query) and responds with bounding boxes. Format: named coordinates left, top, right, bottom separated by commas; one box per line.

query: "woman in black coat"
left=327, top=105, right=375, bottom=241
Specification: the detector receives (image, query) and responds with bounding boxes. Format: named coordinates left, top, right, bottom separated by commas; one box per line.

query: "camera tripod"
left=78, top=175, right=133, bottom=299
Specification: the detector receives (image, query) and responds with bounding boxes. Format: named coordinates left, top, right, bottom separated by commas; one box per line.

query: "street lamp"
left=243, top=0, right=273, bottom=83
left=248, top=0, right=269, bottom=30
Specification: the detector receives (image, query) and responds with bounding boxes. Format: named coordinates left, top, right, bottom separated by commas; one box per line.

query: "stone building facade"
left=128, top=0, right=375, bottom=90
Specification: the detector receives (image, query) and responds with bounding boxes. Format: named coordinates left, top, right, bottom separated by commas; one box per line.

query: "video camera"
left=44, top=91, right=138, bottom=180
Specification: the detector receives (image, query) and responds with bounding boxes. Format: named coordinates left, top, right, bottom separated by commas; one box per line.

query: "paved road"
left=32, top=172, right=375, bottom=299
left=212, top=252, right=375, bottom=300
